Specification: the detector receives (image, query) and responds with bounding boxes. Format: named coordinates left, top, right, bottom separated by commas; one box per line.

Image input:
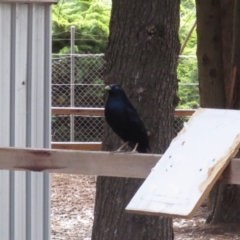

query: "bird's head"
left=105, top=84, right=125, bottom=96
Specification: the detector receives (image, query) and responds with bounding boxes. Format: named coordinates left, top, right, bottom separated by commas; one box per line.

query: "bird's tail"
left=137, top=145, right=149, bottom=154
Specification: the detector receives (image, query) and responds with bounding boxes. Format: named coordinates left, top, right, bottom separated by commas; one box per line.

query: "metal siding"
left=0, top=4, right=11, bottom=146
left=43, top=5, right=52, bottom=239
left=27, top=4, right=50, bottom=239
left=0, top=4, right=11, bottom=240
left=31, top=4, right=45, bottom=148
left=14, top=5, right=28, bottom=238
left=0, top=2, right=51, bottom=240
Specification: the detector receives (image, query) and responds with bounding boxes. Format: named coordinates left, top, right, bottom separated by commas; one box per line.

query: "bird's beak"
left=105, top=85, right=111, bottom=91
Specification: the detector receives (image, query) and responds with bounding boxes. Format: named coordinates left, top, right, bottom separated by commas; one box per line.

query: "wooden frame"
left=0, top=147, right=159, bottom=177
left=51, top=142, right=102, bottom=151
left=51, top=107, right=195, bottom=117
left=0, top=146, right=239, bottom=184
left=52, top=107, right=104, bottom=116
left=51, top=108, right=195, bottom=151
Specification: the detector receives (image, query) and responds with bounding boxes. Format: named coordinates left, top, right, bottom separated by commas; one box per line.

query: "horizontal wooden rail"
left=52, top=107, right=104, bottom=116
left=52, top=107, right=195, bottom=117
left=51, top=108, right=196, bottom=151
left=0, top=146, right=239, bottom=184
left=52, top=142, right=102, bottom=151
left=174, top=109, right=195, bottom=117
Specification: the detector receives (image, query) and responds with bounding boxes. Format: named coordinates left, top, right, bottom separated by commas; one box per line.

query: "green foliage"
left=177, top=57, right=199, bottom=109
left=179, top=0, right=197, bottom=55
left=177, top=0, right=199, bottom=109
left=52, top=0, right=199, bottom=110
left=52, top=0, right=111, bottom=53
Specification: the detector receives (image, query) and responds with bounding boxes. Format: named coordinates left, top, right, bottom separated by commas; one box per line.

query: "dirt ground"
left=51, top=174, right=240, bottom=240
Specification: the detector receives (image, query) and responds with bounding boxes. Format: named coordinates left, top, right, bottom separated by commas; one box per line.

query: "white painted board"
left=126, top=108, right=240, bottom=218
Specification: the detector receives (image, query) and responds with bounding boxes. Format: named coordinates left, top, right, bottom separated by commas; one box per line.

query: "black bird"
left=104, top=84, right=149, bottom=153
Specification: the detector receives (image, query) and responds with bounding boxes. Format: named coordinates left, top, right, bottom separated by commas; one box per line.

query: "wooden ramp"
left=126, top=108, right=240, bottom=218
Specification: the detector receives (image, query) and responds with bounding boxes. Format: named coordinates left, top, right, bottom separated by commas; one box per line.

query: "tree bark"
left=196, top=0, right=226, bottom=108
left=196, top=0, right=240, bottom=223
left=91, top=0, right=180, bottom=239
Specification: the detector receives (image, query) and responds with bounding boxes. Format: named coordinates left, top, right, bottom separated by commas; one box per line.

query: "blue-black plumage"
left=104, top=84, right=149, bottom=153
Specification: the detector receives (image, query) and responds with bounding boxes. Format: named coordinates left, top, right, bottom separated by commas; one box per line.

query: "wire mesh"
left=52, top=54, right=105, bottom=142
left=52, top=54, right=105, bottom=108
left=74, top=84, right=105, bottom=107
left=74, top=116, right=104, bottom=142
left=52, top=115, right=104, bottom=142
left=51, top=54, right=198, bottom=144
left=52, top=115, right=71, bottom=142
left=173, top=116, right=190, bottom=137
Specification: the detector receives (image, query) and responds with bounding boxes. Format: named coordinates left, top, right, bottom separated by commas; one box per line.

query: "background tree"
left=52, top=0, right=198, bottom=109
left=196, top=0, right=240, bottom=223
left=52, top=0, right=111, bottom=53
left=91, top=0, right=180, bottom=239
left=177, top=0, right=199, bottom=109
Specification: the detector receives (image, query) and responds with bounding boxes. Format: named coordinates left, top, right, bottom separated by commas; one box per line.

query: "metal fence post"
left=70, top=26, right=75, bottom=142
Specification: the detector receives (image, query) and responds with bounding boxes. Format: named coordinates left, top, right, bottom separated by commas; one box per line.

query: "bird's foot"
left=124, top=143, right=139, bottom=154
left=110, top=142, right=129, bottom=154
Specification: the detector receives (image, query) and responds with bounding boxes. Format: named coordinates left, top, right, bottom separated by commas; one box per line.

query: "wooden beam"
left=51, top=142, right=102, bottom=151
left=51, top=107, right=104, bottom=116
left=0, top=147, right=160, bottom=178
left=174, top=109, right=195, bottom=117
left=220, top=157, right=240, bottom=184
left=51, top=107, right=194, bottom=117
left=0, top=146, right=239, bottom=184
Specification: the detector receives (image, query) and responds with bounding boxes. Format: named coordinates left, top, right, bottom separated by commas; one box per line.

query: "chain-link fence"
left=52, top=115, right=104, bottom=142
left=52, top=54, right=198, bottom=143
left=52, top=54, right=105, bottom=142
left=52, top=54, right=105, bottom=108
left=173, top=116, right=190, bottom=137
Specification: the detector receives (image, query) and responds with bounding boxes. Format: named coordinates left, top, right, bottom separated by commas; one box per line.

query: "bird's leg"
left=111, top=141, right=129, bottom=153
left=131, top=143, right=138, bottom=153
left=124, top=143, right=139, bottom=154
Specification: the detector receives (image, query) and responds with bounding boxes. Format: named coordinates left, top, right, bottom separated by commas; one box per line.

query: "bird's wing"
left=126, top=104, right=147, bottom=135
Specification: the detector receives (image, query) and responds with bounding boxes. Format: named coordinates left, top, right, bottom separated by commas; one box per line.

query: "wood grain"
left=51, top=107, right=194, bottom=117
left=52, top=107, right=104, bottom=116
left=52, top=142, right=102, bottom=151
left=126, top=108, right=240, bottom=218
left=0, top=145, right=239, bottom=181
left=0, top=146, right=160, bottom=178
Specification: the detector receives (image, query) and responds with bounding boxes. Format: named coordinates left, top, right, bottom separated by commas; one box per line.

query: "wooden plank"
left=221, top=156, right=240, bottom=184
left=126, top=108, right=240, bottom=218
left=174, top=109, right=195, bottom=117
left=51, top=142, right=102, bottom=151
left=0, top=145, right=239, bottom=183
left=51, top=107, right=194, bottom=117
left=51, top=107, right=104, bottom=116
left=0, top=147, right=160, bottom=178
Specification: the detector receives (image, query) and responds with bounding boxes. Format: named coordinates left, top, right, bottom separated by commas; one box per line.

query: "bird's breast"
left=105, top=100, right=127, bottom=124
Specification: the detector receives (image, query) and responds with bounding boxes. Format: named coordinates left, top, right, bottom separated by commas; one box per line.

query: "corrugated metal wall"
left=0, top=3, right=51, bottom=240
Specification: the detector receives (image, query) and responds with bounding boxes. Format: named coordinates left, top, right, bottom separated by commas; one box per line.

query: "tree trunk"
left=91, top=0, right=180, bottom=239
left=196, top=0, right=240, bottom=223
left=196, top=0, right=226, bottom=108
